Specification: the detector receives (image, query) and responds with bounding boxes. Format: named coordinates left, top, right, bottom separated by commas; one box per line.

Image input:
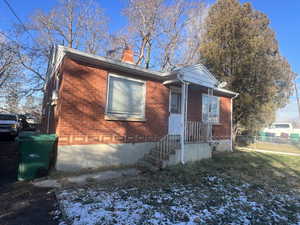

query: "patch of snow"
left=57, top=176, right=300, bottom=225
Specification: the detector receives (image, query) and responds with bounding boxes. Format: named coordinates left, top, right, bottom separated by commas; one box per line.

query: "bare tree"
left=124, top=0, right=164, bottom=68
left=13, top=0, right=109, bottom=93
left=181, top=2, right=208, bottom=66
left=5, top=83, right=21, bottom=114
left=105, top=32, right=130, bottom=59
left=158, top=1, right=208, bottom=71
left=29, top=0, right=108, bottom=53
left=157, top=0, right=189, bottom=71
left=22, top=95, right=42, bottom=119
left=0, top=35, right=19, bottom=88
left=123, top=0, right=207, bottom=70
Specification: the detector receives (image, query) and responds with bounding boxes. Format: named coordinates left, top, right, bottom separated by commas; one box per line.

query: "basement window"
left=105, top=74, right=146, bottom=121
left=202, top=94, right=220, bottom=124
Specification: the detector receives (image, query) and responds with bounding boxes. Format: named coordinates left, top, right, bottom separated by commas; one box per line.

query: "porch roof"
left=164, top=65, right=238, bottom=98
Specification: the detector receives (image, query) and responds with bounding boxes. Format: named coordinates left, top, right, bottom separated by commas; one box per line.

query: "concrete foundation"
left=56, top=139, right=231, bottom=171
left=166, top=143, right=212, bottom=166
left=56, top=142, right=156, bottom=171
left=214, top=139, right=231, bottom=152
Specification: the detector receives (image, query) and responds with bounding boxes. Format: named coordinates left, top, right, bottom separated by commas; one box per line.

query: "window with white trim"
left=202, top=94, right=220, bottom=123
left=106, top=74, right=146, bottom=120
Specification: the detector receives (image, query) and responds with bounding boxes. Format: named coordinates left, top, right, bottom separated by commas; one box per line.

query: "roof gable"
left=177, top=64, right=219, bottom=88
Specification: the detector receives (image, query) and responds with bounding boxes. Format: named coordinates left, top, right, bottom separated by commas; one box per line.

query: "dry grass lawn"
left=57, top=151, right=300, bottom=224
left=247, top=141, right=300, bottom=154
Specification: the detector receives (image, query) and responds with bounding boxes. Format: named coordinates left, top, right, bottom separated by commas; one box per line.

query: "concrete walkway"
left=240, top=147, right=300, bottom=157
left=33, top=168, right=139, bottom=188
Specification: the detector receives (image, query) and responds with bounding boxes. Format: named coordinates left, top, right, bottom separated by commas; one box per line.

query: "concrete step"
left=149, top=149, right=175, bottom=161
left=136, top=141, right=179, bottom=172
left=143, top=154, right=160, bottom=164
left=136, top=160, right=160, bottom=172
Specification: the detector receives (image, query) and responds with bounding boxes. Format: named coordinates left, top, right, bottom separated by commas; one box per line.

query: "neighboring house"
left=42, top=45, right=238, bottom=171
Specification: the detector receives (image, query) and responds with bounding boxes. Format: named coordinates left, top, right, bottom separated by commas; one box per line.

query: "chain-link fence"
left=236, top=132, right=300, bottom=153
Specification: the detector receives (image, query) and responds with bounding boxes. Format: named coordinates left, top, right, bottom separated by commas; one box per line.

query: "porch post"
left=230, top=98, right=233, bottom=152
left=180, top=82, right=187, bottom=164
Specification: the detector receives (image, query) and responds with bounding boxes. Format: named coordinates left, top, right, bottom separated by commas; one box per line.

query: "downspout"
left=47, top=103, right=51, bottom=134
left=178, top=74, right=188, bottom=164
left=230, top=93, right=239, bottom=152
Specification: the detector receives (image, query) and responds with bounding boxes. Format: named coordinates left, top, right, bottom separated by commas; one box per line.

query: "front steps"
left=137, top=135, right=180, bottom=172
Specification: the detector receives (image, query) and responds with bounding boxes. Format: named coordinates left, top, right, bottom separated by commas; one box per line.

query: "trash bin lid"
left=18, top=133, right=57, bottom=141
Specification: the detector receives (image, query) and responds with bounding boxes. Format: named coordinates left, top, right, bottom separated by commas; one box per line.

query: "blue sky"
left=0, top=0, right=299, bottom=121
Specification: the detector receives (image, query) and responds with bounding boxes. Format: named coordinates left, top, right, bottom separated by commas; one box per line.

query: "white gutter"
left=61, top=45, right=169, bottom=80
left=46, top=104, right=51, bottom=134
left=230, top=93, right=239, bottom=151
left=213, top=87, right=238, bottom=97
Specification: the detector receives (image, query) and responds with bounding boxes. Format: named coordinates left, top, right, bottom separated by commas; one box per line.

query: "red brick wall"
left=213, top=97, right=231, bottom=139
left=56, top=58, right=170, bottom=145
left=187, top=87, right=231, bottom=140
left=42, top=57, right=232, bottom=144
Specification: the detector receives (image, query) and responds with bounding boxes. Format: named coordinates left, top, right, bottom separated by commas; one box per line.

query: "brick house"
left=42, top=45, right=238, bottom=171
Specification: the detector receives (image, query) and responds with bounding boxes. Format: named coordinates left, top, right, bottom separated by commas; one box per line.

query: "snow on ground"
left=57, top=176, right=300, bottom=225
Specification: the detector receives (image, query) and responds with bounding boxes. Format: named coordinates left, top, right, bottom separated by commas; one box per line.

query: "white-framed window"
left=170, top=92, right=181, bottom=114
left=202, top=94, right=220, bottom=123
left=105, top=74, right=146, bottom=121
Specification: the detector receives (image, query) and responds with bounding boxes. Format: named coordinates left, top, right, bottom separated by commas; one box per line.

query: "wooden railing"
left=185, top=121, right=209, bottom=143
left=156, top=134, right=180, bottom=161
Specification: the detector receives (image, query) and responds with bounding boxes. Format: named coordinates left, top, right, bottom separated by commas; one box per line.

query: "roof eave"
left=61, top=46, right=169, bottom=81
left=213, top=87, right=239, bottom=98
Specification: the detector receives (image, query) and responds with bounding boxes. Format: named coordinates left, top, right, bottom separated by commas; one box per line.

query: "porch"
left=138, top=84, right=219, bottom=171
left=146, top=121, right=210, bottom=168
left=137, top=64, right=237, bottom=171
left=137, top=124, right=212, bottom=172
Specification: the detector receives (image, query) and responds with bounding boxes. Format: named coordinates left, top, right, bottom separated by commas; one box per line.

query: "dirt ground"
left=0, top=140, right=59, bottom=225
left=0, top=181, right=58, bottom=225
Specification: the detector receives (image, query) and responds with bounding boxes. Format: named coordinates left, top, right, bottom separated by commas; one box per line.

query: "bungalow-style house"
left=42, top=45, right=238, bottom=171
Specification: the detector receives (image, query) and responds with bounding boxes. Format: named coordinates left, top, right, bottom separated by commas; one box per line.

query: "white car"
left=0, top=114, right=20, bottom=139
left=263, top=123, right=300, bottom=137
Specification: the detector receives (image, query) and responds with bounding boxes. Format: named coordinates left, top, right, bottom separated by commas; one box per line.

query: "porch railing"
left=156, top=134, right=180, bottom=161
left=185, top=121, right=209, bottom=143
left=153, top=122, right=210, bottom=163
left=156, top=121, right=210, bottom=161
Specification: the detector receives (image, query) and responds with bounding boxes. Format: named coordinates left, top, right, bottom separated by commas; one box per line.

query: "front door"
left=168, top=89, right=182, bottom=135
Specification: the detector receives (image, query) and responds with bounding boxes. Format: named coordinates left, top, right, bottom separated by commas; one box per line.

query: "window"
left=0, top=114, right=17, bottom=121
left=202, top=94, right=220, bottom=123
left=106, top=74, right=146, bottom=120
left=273, top=124, right=290, bottom=129
left=170, top=92, right=181, bottom=113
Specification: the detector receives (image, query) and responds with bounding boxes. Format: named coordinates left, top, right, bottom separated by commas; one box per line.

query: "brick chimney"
left=121, top=46, right=134, bottom=64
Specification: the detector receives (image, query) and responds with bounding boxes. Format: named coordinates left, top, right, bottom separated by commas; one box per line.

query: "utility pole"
left=294, top=76, right=300, bottom=120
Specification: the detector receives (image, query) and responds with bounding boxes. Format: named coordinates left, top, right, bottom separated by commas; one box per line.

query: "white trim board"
left=105, top=73, right=146, bottom=121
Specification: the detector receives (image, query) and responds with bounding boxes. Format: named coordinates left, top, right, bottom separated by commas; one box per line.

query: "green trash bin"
left=17, top=134, right=57, bottom=181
